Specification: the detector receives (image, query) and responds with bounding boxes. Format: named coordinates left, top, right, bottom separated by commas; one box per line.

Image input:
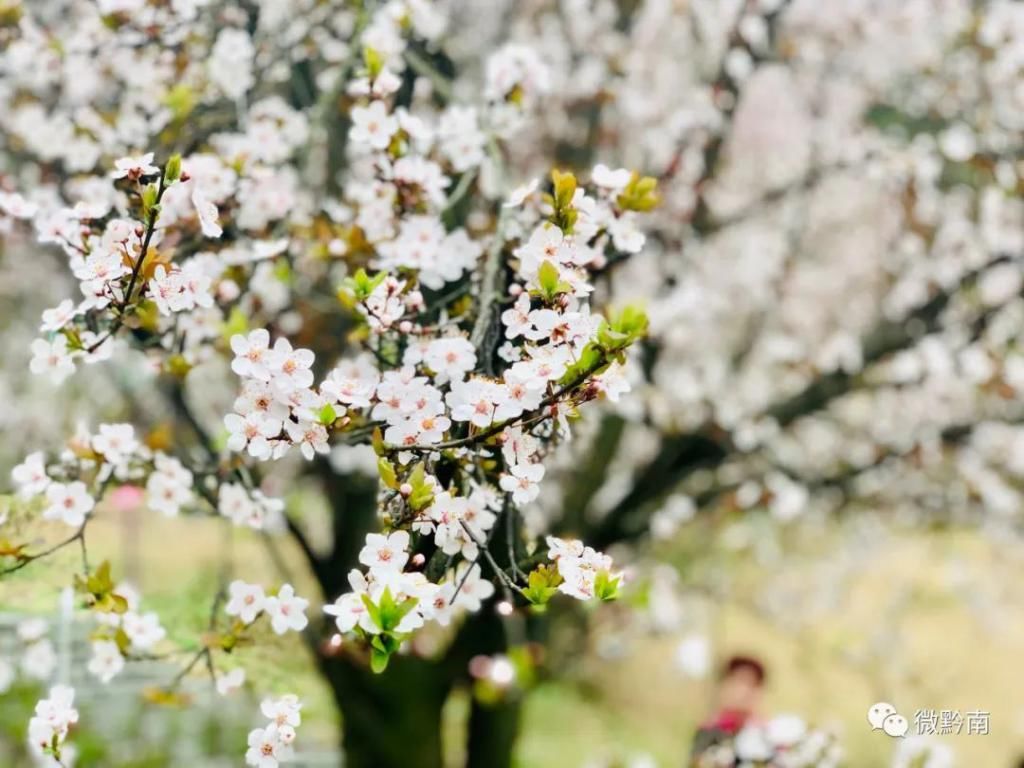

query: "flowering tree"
left=2, top=0, right=1023, bottom=766
left=1, top=0, right=653, bottom=765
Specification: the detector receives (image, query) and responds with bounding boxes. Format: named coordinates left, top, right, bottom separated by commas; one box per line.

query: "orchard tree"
left=2, top=1, right=1024, bottom=767
left=1, top=1, right=649, bottom=766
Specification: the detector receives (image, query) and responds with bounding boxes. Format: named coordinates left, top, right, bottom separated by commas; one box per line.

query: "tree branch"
left=590, top=252, right=1019, bottom=547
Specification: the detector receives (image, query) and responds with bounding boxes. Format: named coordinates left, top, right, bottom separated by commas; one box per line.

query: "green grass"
left=1, top=513, right=1022, bottom=766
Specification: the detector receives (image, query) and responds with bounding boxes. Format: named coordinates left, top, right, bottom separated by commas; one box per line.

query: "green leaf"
left=378, top=586, right=397, bottom=620
left=114, top=627, right=132, bottom=654
left=360, top=593, right=383, bottom=631
left=141, top=183, right=159, bottom=219
left=616, top=172, right=660, bottom=212
left=522, top=564, right=563, bottom=608
left=596, top=304, right=649, bottom=352
left=371, top=427, right=386, bottom=456
left=534, top=259, right=572, bottom=302
left=162, top=84, right=196, bottom=123
left=408, top=487, right=434, bottom=512
left=406, top=462, right=435, bottom=512
left=340, top=268, right=389, bottom=305
left=363, top=46, right=384, bottom=79
left=551, top=169, right=577, bottom=210
left=407, top=462, right=426, bottom=489
left=370, top=646, right=390, bottom=673
left=319, top=403, right=337, bottom=426
left=164, top=154, right=182, bottom=184
left=548, top=169, right=579, bottom=233
left=90, top=560, right=114, bottom=594
left=377, top=458, right=399, bottom=489
left=221, top=306, right=248, bottom=343
left=558, top=342, right=605, bottom=385
left=537, top=260, right=560, bottom=298
left=388, top=597, right=420, bottom=629
left=273, top=260, right=292, bottom=284
left=594, top=569, right=621, bottom=602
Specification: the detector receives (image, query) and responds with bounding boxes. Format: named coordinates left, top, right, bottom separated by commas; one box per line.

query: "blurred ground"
left=1, top=512, right=1022, bottom=767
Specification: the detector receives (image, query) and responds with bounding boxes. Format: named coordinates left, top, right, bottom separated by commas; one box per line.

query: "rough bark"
left=303, top=465, right=524, bottom=768
left=466, top=696, right=522, bottom=768
left=320, top=652, right=453, bottom=768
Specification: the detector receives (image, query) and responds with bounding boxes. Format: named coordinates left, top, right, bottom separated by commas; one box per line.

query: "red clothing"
left=701, top=709, right=756, bottom=735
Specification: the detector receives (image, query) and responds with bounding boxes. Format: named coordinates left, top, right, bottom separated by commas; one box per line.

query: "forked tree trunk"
left=319, top=652, right=453, bottom=768
left=318, top=649, right=523, bottom=768
left=466, top=696, right=521, bottom=768
left=310, top=467, right=524, bottom=767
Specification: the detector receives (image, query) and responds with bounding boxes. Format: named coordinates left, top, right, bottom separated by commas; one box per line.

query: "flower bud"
left=164, top=153, right=182, bottom=183
left=218, top=280, right=241, bottom=302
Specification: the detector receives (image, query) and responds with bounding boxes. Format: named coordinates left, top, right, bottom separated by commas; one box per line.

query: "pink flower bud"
left=468, top=654, right=492, bottom=679
left=109, top=485, right=144, bottom=512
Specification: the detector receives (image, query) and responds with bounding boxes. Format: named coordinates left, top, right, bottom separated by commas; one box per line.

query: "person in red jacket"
left=690, top=655, right=768, bottom=760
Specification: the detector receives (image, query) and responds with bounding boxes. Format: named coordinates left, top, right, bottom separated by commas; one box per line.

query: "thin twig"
left=86, top=170, right=170, bottom=353
left=458, top=521, right=525, bottom=599
left=1, top=522, right=88, bottom=577
left=504, top=495, right=525, bottom=580
left=402, top=47, right=454, bottom=102
left=442, top=168, right=478, bottom=214
left=469, top=137, right=509, bottom=354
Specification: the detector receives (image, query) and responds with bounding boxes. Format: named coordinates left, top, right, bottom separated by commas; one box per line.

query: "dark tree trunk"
left=306, top=465, right=525, bottom=767
left=466, top=696, right=522, bottom=768
left=316, top=625, right=524, bottom=768
left=319, top=652, right=453, bottom=768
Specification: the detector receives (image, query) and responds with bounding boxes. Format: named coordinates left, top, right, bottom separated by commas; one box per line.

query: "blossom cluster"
left=245, top=695, right=303, bottom=768
left=323, top=530, right=495, bottom=671
left=226, top=330, right=332, bottom=462
left=546, top=536, right=623, bottom=602
left=9, top=419, right=295, bottom=539
left=8, top=618, right=58, bottom=685
left=27, top=684, right=79, bottom=767
left=225, top=580, right=310, bottom=637
left=692, top=715, right=843, bottom=768
left=11, top=423, right=199, bottom=525
left=88, top=581, right=167, bottom=685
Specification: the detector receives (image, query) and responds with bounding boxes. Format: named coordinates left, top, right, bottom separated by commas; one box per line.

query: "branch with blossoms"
left=217, top=159, right=655, bottom=667
left=8, top=140, right=655, bottom=656
left=0, top=12, right=664, bottom=768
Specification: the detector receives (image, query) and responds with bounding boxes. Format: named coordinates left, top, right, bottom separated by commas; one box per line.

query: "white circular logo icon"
left=867, top=702, right=898, bottom=731
left=882, top=713, right=909, bottom=738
